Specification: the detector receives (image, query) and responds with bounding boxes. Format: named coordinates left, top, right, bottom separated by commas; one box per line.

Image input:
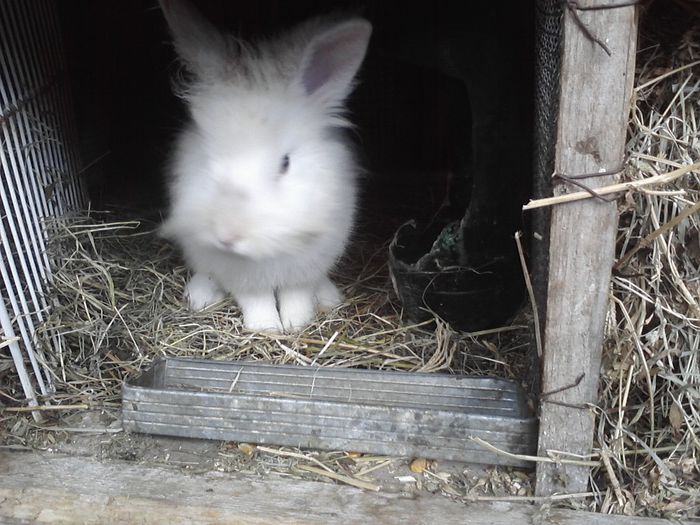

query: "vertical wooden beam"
left=535, top=2, right=638, bottom=495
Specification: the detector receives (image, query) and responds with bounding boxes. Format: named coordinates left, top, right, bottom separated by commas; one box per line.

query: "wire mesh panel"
left=0, top=0, right=86, bottom=408
left=530, top=0, right=563, bottom=387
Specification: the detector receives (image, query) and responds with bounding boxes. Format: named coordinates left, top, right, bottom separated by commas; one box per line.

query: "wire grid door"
left=0, top=0, right=86, bottom=409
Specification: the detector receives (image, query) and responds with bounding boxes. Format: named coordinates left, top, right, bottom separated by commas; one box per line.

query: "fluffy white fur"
left=159, top=1, right=371, bottom=332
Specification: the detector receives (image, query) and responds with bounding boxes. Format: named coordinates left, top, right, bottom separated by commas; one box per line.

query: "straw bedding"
left=592, top=27, right=700, bottom=517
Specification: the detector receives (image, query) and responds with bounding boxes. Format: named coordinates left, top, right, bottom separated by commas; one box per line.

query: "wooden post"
left=535, top=2, right=638, bottom=495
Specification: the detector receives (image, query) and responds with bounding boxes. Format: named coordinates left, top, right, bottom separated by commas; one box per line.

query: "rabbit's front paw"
left=315, top=276, right=343, bottom=313
left=237, top=291, right=283, bottom=333
left=279, top=287, right=315, bottom=332
left=185, top=273, right=225, bottom=310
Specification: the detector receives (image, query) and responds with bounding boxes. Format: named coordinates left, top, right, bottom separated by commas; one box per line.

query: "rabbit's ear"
left=159, top=0, right=228, bottom=79
left=299, top=19, right=372, bottom=107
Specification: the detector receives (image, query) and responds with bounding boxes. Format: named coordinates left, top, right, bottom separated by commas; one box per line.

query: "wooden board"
left=536, top=1, right=638, bottom=495
left=0, top=451, right=686, bottom=524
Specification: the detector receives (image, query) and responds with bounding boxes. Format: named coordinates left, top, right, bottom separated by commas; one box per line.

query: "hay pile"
left=593, top=28, right=700, bottom=517
left=27, top=217, right=530, bottom=409
left=0, top=214, right=533, bottom=502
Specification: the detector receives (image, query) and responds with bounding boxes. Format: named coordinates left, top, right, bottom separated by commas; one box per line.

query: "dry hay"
left=591, top=28, right=700, bottom=518
left=23, top=217, right=531, bottom=404
left=0, top=213, right=534, bottom=501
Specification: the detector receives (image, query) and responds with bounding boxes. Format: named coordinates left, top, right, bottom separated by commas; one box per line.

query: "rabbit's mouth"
left=213, top=230, right=322, bottom=260
left=216, top=238, right=260, bottom=259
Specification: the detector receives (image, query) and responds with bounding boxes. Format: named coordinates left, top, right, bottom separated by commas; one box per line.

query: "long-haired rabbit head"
left=159, top=1, right=372, bottom=261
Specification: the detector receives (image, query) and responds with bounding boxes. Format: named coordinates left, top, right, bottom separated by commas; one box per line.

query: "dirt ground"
left=3, top=407, right=535, bottom=504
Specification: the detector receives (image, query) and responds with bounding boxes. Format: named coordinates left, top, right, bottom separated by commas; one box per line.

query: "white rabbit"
left=158, top=0, right=372, bottom=332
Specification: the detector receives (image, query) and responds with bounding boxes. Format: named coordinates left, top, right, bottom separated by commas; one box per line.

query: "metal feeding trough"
left=122, top=358, right=537, bottom=467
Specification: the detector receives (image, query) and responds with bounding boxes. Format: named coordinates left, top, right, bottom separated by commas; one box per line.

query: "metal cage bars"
left=0, top=0, right=86, bottom=408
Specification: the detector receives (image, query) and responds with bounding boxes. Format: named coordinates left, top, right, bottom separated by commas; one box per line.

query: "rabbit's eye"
left=279, top=154, right=290, bottom=175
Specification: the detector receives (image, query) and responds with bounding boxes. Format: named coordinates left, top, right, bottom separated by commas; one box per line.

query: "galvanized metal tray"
left=122, top=357, right=537, bottom=467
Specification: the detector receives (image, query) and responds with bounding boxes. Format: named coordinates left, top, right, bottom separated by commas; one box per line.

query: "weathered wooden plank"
left=0, top=452, right=686, bottom=524
left=536, top=1, right=638, bottom=495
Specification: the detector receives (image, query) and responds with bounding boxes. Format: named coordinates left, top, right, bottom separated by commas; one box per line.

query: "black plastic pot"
left=389, top=220, right=524, bottom=332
